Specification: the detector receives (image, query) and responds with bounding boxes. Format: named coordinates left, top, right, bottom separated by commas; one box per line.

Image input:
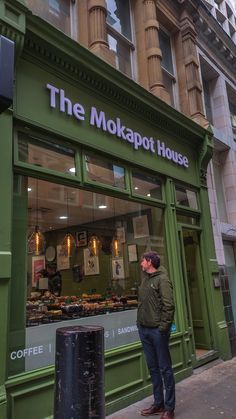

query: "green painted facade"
left=0, top=1, right=232, bottom=418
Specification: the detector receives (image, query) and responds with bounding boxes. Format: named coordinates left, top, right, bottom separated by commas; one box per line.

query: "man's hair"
left=142, top=251, right=160, bottom=269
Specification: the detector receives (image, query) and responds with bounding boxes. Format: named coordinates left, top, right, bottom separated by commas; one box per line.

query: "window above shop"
left=25, top=0, right=76, bottom=38
left=106, top=0, right=134, bottom=78
left=159, top=28, right=176, bottom=107
left=131, top=171, right=163, bottom=201
left=18, top=134, right=76, bottom=177
left=175, top=185, right=198, bottom=210
left=84, top=152, right=127, bottom=191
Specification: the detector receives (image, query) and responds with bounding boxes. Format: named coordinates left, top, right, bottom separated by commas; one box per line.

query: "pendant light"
left=88, top=233, right=102, bottom=256
left=111, top=198, right=121, bottom=257
left=111, top=235, right=120, bottom=257
left=28, top=179, right=45, bottom=255
left=61, top=191, right=76, bottom=257
left=88, top=196, right=102, bottom=256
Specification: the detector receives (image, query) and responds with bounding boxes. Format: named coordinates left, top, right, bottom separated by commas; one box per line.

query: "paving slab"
left=106, top=358, right=236, bottom=418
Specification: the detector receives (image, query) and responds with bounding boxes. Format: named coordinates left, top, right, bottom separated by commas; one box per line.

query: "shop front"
left=0, top=10, right=231, bottom=419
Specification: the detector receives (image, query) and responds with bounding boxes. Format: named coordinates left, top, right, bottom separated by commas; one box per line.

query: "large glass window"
left=132, top=171, right=162, bottom=200
left=175, top=185, right=198, bottom=210
left=26, top=0, right=72, bottom=36
left=212, top=158, right=228, bottom=223
left=159, top=29, right=176, bottom=106
left=18, top=135, right=76, bottom=176
left=106, top=0, right=134, bottom=77
left=9, top=175, right=166, bottom=374
left=84, top=153, right=126, bottom=189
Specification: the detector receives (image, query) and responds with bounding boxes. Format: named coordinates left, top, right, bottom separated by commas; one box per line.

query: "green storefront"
left=0, top=2, right=231, bottom=419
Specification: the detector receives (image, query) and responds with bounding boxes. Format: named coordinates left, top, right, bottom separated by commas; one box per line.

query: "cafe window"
left=18, top=134, right=76, bottom=176
left=10, top=174, right=166, bottom=374
left=106, top=0, right=134, bottom=77
left=175, top=185, right=198, bottom=210
left=25, top=0, right=74, bottom=37
left=84, top=153, right=127, bottom=190
left=132, top=171, right=163, bottom=201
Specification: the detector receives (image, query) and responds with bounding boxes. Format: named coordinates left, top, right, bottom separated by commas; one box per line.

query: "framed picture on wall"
left=32, top=255, right=45, bottom=287
left=133, top=214, right=149, bottom=239
left=128, top=244, right=138, bottom=262
left=57, top=244, right=70, bottom=270
left=76, top=231, right=87, bottom=247
left=84, top=248, right=100, bottom=276
left=111, top=257, right=125, bottom=279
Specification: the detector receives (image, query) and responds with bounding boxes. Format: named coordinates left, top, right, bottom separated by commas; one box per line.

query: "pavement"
left=106, top=357, right=236, bottom=418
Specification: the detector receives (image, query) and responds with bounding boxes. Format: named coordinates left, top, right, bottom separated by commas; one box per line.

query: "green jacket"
left=137, top=266, right=175, bottom=332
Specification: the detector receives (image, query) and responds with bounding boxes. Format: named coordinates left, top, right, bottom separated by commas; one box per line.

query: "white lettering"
left=60, top=89, right=72, bottom=115
left=47, top=83, right=59, bottom=108
left=90, top=107, right=107, bottom=130
left=10, top=345, right=44, bottom=360
left=156, top=140, right=188, bottom=167
left=118, top=325, right=138, bottom=335
left=73, top=103, right=85, bottom=121
left=46, top=84, right=189, bottom=169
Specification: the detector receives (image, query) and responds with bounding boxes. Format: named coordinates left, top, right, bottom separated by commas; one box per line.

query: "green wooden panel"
left=15, top=60, right=198, bottom=186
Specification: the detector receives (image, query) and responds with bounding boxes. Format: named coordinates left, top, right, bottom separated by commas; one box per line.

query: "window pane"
left=132, top=172, right=162, bottom=200
left=175, top=186, right=198, bottom=209
left=26, top=0, right=71, bottom=36
left=162, top=70, right=174, bottom=106
left=106, top=0, right=132, bottom=40
left=176, top=213, right=199, bottom=225
left=212, top=160, right=228, bottom=223
left=159, top=29, right=174, bottom=75
left=108, top=33, right=132, bottom=77
left=10, top=175, right=166, bottom=374
left=18, top=136, right=76, bottom=176
left=85, top=153, right=126, bottom=189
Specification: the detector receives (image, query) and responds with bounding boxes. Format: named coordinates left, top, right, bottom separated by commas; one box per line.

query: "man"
left=137, top=251, right=175, bottom=418
left=47, top=264, right=62, bottom=296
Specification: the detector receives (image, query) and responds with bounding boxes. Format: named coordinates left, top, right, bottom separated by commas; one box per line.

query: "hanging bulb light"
left=62, top=231, right=76, bottom=257
left=28, top=180, right=45, bottom=255
left=88, top=234, right=102, bottom=257
left=61, top=191, right=76, bottom=257
left=111, top=236, right=120, bottom=257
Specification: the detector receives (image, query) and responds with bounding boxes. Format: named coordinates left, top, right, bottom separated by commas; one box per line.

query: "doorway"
left=179, top=227, right=213, bottom=363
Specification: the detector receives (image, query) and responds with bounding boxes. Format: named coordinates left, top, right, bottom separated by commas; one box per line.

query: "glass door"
left=178, top=227, right=213, bottom=363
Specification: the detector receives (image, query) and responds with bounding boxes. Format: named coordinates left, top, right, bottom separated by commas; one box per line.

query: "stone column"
left=179, top=10, right=207, bottom=126
left=88, top=0, right=115, bottom=66
left=143, top=0, right=170, bottom=103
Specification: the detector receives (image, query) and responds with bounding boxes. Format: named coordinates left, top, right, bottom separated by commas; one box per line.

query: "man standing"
left=137, top=251, right=175, bottom=418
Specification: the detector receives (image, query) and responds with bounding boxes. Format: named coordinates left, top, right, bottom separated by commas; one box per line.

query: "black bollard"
left=54, top=325, right=105, bottom=419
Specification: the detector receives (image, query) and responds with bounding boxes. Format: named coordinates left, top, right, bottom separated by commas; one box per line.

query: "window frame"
left=130, top=169, right=164, bottom=204
left=106, top=0, right=135, bottom=79
left=159, top=26, right=178, bottom=108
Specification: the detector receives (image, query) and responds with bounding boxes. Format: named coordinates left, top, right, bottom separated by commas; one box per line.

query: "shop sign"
left=46, top=84, right=189, bottom=169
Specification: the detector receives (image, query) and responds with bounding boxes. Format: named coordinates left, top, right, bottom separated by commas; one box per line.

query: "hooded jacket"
left=137, top=266, right=175, bottom=332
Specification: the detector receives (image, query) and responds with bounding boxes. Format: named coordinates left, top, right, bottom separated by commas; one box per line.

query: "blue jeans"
left=138, top=325, right=175, bottom=411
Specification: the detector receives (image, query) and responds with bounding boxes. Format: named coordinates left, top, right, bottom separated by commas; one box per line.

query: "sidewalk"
left=106, top=357, right=236, bottom=418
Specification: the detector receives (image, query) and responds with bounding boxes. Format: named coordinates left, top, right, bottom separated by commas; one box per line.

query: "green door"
left=178, top=227, right=213, bottom=363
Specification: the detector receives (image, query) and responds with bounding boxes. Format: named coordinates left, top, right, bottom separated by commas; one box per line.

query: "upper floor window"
left=106, top=0, right=134, bottom=78
left=26, top=0, right=74, bottom=37
left=202, top=79, right=213, bottom=125
left=159, top=28, right=176, bottom=106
